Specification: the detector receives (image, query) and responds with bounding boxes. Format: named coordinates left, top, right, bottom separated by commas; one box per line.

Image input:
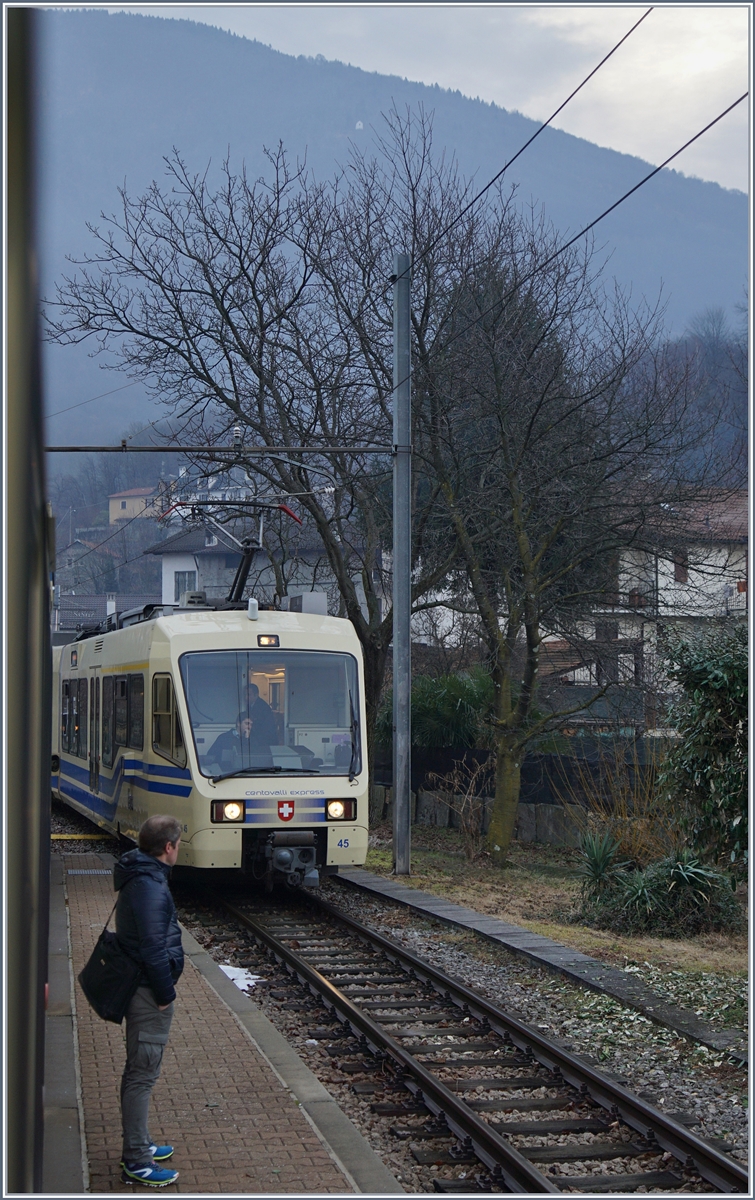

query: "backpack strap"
left=102, top=900, right=118, bottom=933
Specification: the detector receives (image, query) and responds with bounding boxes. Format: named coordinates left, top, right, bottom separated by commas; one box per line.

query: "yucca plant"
left=581, top=850, right=743, bottom=936
left=575, top=830, right=631, bottom=899
left=667, top=850, right=718, bottom=905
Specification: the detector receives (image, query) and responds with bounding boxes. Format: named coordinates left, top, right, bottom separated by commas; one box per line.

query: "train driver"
left=242, top=679, right=278, bottom=746
left=207, top=712, right=255, bottom=773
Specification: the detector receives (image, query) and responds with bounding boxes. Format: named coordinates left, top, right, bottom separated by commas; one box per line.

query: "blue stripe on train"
left=60, top=758, right=193, bottom=813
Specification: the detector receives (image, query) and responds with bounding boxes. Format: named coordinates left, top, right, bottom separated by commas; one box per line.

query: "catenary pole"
left=392, top=253, right=412, bottom=875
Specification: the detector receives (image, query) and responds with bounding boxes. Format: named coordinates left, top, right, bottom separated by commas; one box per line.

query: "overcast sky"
left=104, top=3, right=751, bottom=192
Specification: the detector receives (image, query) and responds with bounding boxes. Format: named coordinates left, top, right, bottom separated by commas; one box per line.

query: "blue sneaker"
left=120, top=1146, right=174, bottom=1167
left=149, top=1145, right=174, bottom=1162
left=121, top=1162, right=178, bottom=1187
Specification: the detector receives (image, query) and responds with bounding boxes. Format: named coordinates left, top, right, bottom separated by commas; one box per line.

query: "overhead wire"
left=59, top=508, right=148, bottom=563
left=405, top=6, right=655, bottom=279
left=47, top=380, right=138, bottom=418
left=437, top=91, right=749, bottom=353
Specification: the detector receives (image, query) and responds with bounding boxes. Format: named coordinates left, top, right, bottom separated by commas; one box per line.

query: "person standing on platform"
left=115, top=815, right=184, bottom=1187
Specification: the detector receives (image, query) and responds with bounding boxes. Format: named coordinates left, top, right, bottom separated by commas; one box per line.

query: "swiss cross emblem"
left=278, top=800, right=295, bottom=822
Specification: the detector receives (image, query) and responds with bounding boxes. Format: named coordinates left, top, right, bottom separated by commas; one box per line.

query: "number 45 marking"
left=337, top=838, right=349, bottom=849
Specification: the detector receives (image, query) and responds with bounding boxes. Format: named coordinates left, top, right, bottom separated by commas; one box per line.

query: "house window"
left=673, top=553, right=689, bottom=584
left=120, top=500, right=127, bottom=509
left=174, top=570, right=197, bottom=601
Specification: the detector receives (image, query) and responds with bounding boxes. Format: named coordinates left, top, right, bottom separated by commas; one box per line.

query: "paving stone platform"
left=44, top=854, right=403, bottom=1195
left=338, top=868, right=748, bottom=1064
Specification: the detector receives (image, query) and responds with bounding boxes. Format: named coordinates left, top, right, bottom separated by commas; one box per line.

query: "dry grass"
left=366, top=824, right=747, bottom=978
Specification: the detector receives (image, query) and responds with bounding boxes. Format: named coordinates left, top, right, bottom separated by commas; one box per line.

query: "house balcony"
left=593, top=589, right=657, bottom=613
left=722, top=581, right=747, bottom=616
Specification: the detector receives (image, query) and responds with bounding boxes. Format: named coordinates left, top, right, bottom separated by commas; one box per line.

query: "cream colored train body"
left=51, top=607, right=368, bottom=885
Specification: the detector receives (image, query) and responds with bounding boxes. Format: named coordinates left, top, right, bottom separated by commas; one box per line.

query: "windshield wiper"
left=210, top=766, right=321, bottom=783
left=348, top=687, right=360, bottom=782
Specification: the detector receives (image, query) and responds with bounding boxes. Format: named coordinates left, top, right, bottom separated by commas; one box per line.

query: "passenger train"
left=52, top=597, right=369, bottom=887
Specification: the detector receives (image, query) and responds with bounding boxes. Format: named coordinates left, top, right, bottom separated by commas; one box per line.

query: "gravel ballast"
left=318, top=879, right=749, bottom=1165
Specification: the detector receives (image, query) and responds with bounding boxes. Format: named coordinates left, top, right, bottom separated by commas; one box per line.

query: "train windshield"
left=179, top=650, right=361, bottom=778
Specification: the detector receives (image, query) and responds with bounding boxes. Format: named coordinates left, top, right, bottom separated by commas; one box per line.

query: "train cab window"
left=102, top=676, right=114, bottom=767
left=61, top=681, right=70, bottom=753
left=128, top=674, right=144, bottom=749
left=179, top=649, right=361, bottom=778
left=152, top=674, right=187, bottom=767
left=114, top=676, right=128, bottom=746
left=78, top=677, right=88, bottom=759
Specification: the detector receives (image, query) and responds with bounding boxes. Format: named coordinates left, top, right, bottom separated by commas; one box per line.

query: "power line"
left=437, top=91, right=749, bottom=352
left=46, top=443, right=391, bottom=454
left=47, top=380, right=138, bottom=418
left=60, top=508, right=147, bottom=564
left=412, top=7, right=654, bottom=274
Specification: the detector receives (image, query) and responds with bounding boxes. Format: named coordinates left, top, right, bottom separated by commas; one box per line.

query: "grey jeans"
left=121, top=986, right=174, bottom=1164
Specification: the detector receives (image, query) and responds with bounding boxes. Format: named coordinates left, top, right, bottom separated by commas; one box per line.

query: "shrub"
left=575, top=830, right=631, bottom=899
left=426, top=759, right=492, bottom=860
left=376, top=668, right=493, bottom=748
left=552, top=737, right=678, bottom=866
left=578, top=849, right=743, bottom=937
left=657, top=622, right=747, bottom=882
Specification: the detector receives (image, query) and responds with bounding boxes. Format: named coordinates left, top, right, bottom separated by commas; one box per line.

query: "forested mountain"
left=39, top=9, right=747, bottom=451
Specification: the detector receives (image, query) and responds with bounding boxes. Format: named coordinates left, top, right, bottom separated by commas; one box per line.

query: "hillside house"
left=108, top=486, right=159, bottom=524
left=540, top=490, right=747, bottom=728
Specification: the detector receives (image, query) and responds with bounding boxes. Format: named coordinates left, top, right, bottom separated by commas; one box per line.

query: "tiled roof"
left=144, top=526, right=243, bottom=556
left=675, top=490, right=748, bottom=542
left=108, top=487, right=157, bottom=499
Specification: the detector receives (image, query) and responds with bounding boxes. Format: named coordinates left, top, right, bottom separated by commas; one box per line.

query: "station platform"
left=44, top=853, right=403, bottom=1195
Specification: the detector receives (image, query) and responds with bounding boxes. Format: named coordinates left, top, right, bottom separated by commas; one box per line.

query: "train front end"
left=164, top=609, right=368, bottom=887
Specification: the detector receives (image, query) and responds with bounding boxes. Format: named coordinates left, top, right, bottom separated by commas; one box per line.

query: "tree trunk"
left=360, top=633, right=390, bottom=781
left=486, top=739, right=521, bottom=864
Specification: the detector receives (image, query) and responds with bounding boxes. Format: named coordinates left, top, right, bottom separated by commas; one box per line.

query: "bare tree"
left=47, top=111, right=733, bottom=857
left=45, top=127, right=465, bottom=747
left=411, top=205, right=737, bottom=858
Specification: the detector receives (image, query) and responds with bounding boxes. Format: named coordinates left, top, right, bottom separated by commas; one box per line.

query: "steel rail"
left=220, top=897, right=560, bottom=1193
left=312, top=896, right=748, bottom=1194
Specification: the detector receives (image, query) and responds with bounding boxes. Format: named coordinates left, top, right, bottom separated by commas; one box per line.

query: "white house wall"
left=161, top=553, right=198, bottom=605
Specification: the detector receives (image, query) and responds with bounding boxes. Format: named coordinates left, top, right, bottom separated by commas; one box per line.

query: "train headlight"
left=327, top=800, right=355, bottom=820
left=211, top=800, right=245, bottom=822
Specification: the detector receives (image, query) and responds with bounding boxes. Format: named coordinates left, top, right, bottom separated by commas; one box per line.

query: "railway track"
left=210, top=889, right=747, bottom=1195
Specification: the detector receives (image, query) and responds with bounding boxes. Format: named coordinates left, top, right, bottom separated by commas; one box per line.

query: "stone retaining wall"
left=369, top=785, right=583, bottom=848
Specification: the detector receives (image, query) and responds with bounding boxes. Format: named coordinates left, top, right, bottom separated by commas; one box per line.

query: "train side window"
left=102, top=676, right=114, bottom=767
left=173, top=710, right=187, bottom=768
left=70, top=680, right=79, bottom=758
left=114, top=676, right=128, bottom=746
left=128, top=674, right=144, bottom=750
left=78, top=677, right=88, bottom=759
left=61, top=680, right=70, bottom=753
left=152, top=674, right=186, bottom=766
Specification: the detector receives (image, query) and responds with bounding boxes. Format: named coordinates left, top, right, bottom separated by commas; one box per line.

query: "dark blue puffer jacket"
left=114, top=849, right=184, bottom=1006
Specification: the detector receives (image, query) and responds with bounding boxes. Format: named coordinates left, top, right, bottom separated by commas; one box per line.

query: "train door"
left=89, top=670, right=101, bottom=793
